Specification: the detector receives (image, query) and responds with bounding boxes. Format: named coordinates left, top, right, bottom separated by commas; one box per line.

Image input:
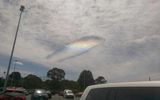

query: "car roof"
left=6, top=87, right=25, bottom=91
left=87, top=81, right=160, bottom=90
left=80, top=81, right=160, bottom=100
left=64, top=89, right=72, bottom=91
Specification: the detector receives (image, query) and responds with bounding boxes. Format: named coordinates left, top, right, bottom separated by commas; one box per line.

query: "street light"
left=3, top=5, right=25, bottom=89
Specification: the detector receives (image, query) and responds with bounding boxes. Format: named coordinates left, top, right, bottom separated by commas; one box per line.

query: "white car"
left=63, top=89, right=74, bottom=98
left=80, top=81, right=160, bottom=100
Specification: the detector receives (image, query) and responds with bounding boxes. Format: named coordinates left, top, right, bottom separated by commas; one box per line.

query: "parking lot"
left=27, top=94, right=80, bottom=100
left=51, top=95, right=80, bottom=100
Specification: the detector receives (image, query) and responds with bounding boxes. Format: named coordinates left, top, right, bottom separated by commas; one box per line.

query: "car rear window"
left=115, top=88, right=160, bottom=100
left=4, top=90, right=25, bottom=96
left=86, top=87, right=160, bottom=100
left=86, top=88, right=109, bottom=100
left=34, top=89, right=46, bottom=94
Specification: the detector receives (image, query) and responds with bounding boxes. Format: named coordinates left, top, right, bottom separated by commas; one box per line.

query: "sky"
left=0, top=0, right=160, bottom=82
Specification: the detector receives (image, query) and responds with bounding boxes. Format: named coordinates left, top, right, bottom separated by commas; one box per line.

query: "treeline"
left=0, top=67, right=107, bottom=92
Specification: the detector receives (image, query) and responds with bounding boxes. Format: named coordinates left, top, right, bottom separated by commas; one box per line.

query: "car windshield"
left=0, top=0, right=160, bottom=100
left=67, top=91, right=73, bottom=94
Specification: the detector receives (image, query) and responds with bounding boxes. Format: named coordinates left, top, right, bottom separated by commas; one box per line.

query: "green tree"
left=77, top=70, right=95, bottom=90
left=9, top=72, right=22, bottom=86
left=23, top=74, right=43, bottom=89
left=0, top=77, right=4, bottom=87
left=95, top=76, right=107, bottom=84
left=43, top=79, right=60, bottom=90
left=60, top=80, right=80, bottom=92
left=47, top=68, right=65, bottom=81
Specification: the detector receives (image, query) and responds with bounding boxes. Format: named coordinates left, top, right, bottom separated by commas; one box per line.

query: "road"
left=27, top=94, right=80, bottom=100
left=51, top=95, right=80, bottom=100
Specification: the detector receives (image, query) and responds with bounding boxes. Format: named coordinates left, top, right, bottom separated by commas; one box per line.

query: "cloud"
left=0, top=0, right=160, bottom=82
left=14, top=60, right=23, bottom=66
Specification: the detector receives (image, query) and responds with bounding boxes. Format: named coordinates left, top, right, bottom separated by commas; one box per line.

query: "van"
left=80, top=81, right=160, bottom=100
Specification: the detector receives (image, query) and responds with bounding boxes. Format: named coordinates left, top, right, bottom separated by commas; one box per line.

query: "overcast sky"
left=0, top=0, right=160, bottom=82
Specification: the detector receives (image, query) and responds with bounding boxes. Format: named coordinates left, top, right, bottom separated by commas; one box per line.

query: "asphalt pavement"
left=27, top=94, right=80, bottom=100
left=51, top=95, right=80, bottom=100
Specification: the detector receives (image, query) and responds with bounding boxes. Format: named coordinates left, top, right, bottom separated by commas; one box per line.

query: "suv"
left=63, top=89, right=74, bottom=99
left=80, top=81, right=160, bottom=100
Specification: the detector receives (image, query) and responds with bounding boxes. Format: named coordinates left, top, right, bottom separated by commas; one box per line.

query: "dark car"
left=31, top=89, right=48, bottom=100
left=75, top=92, right=83, bottom=97
left=0, top=87, right=27, bottom=100
left=58, top=91, right=64, bottom=96
left=46, top=90, right=52, bottom=99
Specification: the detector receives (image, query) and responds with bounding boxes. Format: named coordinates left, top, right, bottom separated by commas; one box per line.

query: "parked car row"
left=0, top=87, right=53, bottom=100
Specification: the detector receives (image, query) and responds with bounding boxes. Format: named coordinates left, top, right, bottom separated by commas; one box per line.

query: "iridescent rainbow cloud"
left=47, top=36, right=105, bottom=62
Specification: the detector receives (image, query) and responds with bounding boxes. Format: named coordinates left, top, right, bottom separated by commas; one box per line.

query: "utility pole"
left=3, top=5, right=25, bottom=90
left=84, top=72, right=85, bottom=89
left=11, top=60, right=18, bottom=86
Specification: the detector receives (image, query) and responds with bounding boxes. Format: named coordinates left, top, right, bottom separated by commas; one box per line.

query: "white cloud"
left=0, top=0, right=160, bottom=81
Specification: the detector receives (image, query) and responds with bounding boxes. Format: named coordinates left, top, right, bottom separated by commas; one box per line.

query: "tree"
left=60, top=80, right=80, bottom=92
left=77, top=70, right=95, bottom=90
left=43, top=79, right=60, bottom=90
left=9, top=72, right=21, bottom=80
left=23, top=74, right=43, bottom=89
left=9, top=72, right=22, bottom=86
left=47, top=68, right=65, bottom=81
left=0, top=77, right=4, bottom=87
left=95, top=76, right=107, bottom=84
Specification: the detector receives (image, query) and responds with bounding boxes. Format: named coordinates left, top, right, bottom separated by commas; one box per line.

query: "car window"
left=86, top=88, right=109, bottom=100
left=115, top=87, right=160, bottom=100
left=86, top=87, right=160, bottom=100
left=67, top=90, right=73, bottom=93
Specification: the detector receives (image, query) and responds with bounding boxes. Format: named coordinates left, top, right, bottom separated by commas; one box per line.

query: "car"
left=27, top=89, right=33, bottom=94
left=80, top=81, right=160, bottom=100
left=31, top=89, right=48, bottom=100
left=75, top=92, right=83, bottom=97
left=0, top=87, right=27, bottom=100
left=58, top=91, right=64, bottom=96
left=46, top=90, right=52, bottom=99
left=63, top=89, right=74, bottom=99
left=51, top=90, right=56, bottom=95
